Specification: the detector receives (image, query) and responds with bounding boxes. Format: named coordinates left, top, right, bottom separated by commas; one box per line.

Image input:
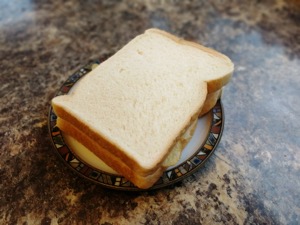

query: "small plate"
left=48, top=60, right=224, bottom=191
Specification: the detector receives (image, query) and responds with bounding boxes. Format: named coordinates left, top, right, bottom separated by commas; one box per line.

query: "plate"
left=48, top=60, right=224, bottom=191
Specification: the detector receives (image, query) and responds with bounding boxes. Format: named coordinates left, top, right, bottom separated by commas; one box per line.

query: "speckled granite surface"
left=1, top=0, right=299, bottom=224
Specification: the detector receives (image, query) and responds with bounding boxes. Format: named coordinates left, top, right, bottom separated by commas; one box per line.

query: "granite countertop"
left=1, top=0, right=299, bottom=224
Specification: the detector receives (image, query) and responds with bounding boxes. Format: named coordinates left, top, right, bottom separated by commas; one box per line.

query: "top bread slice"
left=52, top=28, right=233, bottom=188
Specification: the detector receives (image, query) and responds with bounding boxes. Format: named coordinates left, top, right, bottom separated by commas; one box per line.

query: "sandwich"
left=51, top=28, right=234, bottom=189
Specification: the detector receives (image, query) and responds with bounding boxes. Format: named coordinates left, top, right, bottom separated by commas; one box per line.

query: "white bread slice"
left=52, top=28, right=233, bottom=188
left=52, top=32, right=208, bottom=175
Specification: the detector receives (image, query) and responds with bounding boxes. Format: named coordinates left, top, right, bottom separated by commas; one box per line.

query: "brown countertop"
left=1, top=0, right=299, bottom=224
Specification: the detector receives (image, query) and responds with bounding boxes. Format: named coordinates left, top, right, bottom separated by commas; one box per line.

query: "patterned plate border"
left=48, top=60, right=224, bottom=191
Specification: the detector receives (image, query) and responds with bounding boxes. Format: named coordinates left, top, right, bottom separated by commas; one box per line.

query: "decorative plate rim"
left=48, top=60, right=224, bottom=191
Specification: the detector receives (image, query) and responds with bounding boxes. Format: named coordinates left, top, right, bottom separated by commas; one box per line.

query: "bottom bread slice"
left=57, top=117, right=198, bottom=189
